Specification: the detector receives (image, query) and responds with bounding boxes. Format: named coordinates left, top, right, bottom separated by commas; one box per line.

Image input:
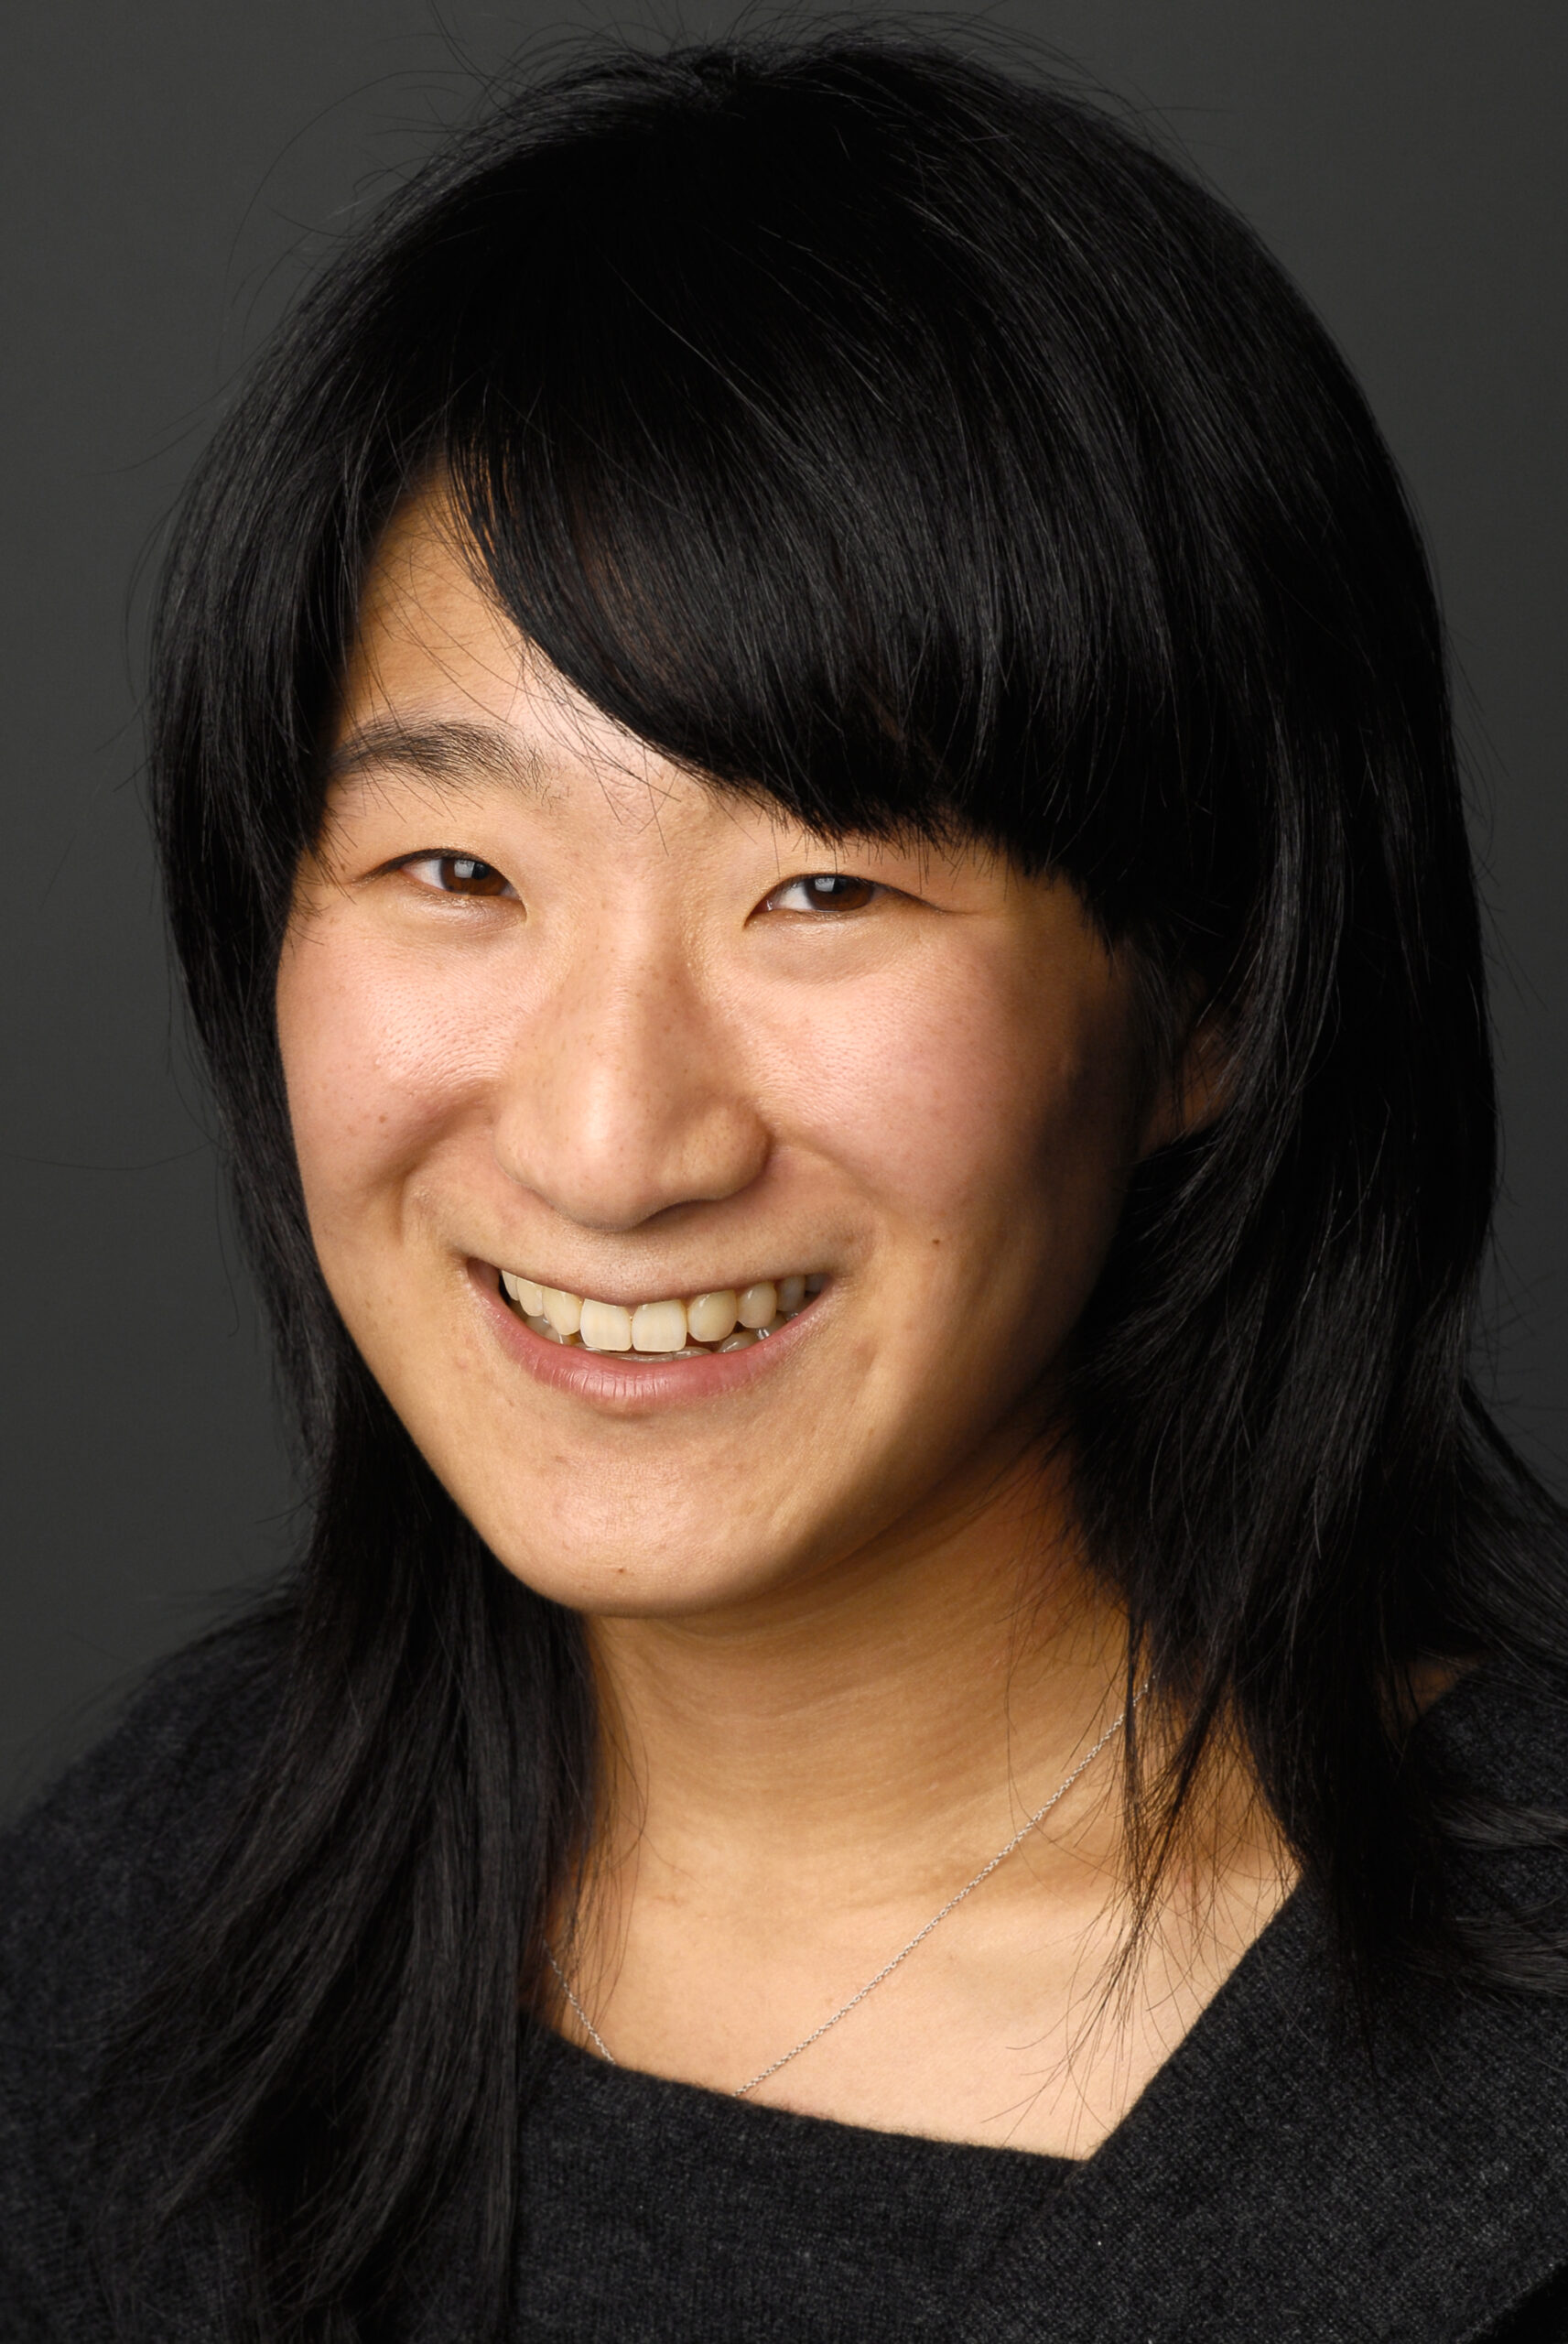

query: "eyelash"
left=395, top=856, right=881, bottom=915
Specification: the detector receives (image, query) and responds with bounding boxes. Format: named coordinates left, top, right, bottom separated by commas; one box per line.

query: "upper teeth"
left=499, top=1270, right=824, bottom=1353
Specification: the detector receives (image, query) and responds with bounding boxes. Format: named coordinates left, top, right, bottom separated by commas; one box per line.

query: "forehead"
left=329, top=489, right=999, bottom=891
left=332, top=492, right=749, bottom=858
left=337, top=494, right=640, bottom=782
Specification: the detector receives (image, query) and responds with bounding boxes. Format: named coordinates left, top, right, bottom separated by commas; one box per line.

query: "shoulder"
left=1275, top=1666, right=1568, bottom=2339
left=1423, top=1660, right=1568, bottom=1928
left=0, top=1612, right=289, bottom=2000
left=967, top=1665, right=1568, bottom=2344
left=1424, top=1657, right=1568, bottom=1791
left=0, top=1612, right=289, bottom=2334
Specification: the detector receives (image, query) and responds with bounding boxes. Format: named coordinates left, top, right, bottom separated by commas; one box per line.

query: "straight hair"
left=118, top=28, right=1566, bottom=2339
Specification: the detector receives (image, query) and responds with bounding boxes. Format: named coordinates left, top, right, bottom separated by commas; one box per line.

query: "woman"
left=3, top=27, right=1566, bottom=2341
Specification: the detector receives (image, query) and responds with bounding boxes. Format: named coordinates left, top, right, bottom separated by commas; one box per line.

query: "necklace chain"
left=546, top=1686, right=1144, bottom=2100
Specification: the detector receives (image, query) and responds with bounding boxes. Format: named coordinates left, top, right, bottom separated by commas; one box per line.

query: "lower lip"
left=469, top=1264, right=824, bottom=1411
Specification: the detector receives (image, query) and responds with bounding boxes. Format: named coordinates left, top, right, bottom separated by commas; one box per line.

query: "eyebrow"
left=325, top=717, right=547, bottom=797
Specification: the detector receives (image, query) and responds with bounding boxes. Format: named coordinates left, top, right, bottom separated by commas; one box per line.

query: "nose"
left=492, top=938, right=770, bottom=1234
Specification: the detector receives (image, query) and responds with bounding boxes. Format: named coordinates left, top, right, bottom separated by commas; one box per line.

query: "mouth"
left=495, top=1268, right=827, bottom=1360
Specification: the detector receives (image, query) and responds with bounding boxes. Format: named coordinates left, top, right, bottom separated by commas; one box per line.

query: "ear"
left=1135, top=998, right=1231, bottom=1159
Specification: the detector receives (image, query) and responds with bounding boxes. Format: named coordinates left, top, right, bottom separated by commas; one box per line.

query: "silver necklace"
left=546, top=1688, right=1141, bottom=2100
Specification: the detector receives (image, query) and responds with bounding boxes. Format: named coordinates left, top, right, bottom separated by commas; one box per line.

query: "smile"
left=498, top=1270, right=826, bottom=1359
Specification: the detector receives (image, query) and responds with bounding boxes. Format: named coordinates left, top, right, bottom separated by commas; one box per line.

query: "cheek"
left=752, top=956, right=1136, bottom=1256
left=275, top=926, right=508, bottom=1234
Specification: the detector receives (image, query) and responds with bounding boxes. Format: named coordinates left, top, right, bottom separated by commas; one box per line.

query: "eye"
left=399, top=852, right=515, bottom=899
left=762, top=873, right=880, bottom=915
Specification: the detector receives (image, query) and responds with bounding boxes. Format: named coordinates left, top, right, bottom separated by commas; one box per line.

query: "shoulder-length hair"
left=130, top=27, right=1564, bottom=2339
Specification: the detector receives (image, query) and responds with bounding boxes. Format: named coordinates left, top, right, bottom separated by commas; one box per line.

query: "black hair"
left=123, top=26, right=1565, bottom=2339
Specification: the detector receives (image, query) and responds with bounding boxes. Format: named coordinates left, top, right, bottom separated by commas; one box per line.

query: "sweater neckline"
left=528, top=1665, right=1500, bottom=2181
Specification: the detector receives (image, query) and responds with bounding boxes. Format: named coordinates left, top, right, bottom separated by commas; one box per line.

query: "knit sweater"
left=4, top=1627, right=1568, bottom=2340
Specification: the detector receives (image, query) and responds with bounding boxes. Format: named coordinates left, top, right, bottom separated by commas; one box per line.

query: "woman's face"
left=276, top=495, right=1169, bottom=1619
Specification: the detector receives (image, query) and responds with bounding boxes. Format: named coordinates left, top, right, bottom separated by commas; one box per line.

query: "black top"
left=5, top=1630, right=1568, bottom=2340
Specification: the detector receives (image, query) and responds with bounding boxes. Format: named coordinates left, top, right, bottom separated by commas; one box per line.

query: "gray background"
left=4, top=1, right=1564, bottom=1806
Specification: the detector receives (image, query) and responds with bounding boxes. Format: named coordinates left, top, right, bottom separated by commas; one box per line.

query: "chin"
left=482, top=1529, right=793, bottom=1619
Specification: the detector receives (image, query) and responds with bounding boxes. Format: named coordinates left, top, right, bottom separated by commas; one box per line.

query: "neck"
left=560, top=1440, right=1293, bottom=2156
left=583, top=1440, right=1132, bottom=1917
